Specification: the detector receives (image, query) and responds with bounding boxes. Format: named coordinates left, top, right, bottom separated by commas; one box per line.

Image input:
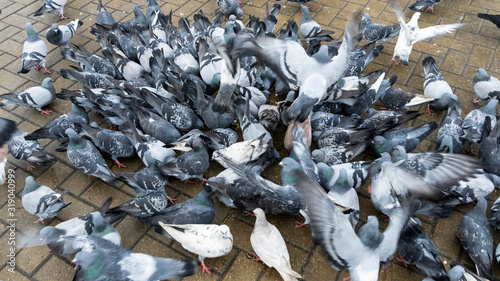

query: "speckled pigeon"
left=359, top=12, right=400, bottom=43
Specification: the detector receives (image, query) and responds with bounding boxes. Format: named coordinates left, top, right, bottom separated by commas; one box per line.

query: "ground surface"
left=0, top=0, right=500, bottom=280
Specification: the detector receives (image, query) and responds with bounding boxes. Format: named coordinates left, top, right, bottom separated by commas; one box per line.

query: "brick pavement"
left=0, top=0, right=499, bottom=280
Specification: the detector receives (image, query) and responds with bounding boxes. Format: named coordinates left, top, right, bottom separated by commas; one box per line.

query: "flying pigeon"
left=477, top=13, right=500, bottom=29
left=34, top=0, right=68, bottom=19
left=0, top=78, right=55, bottom=114
left=390, top=1, right=463, bottom=65
left=457, top=197, right=493, bottom=280
left=0, top=118, right=17, bottom=184
left=159, top=223, right=233, bottom=275
left=66, top=128, right=118, bottom=186
left=18, top=22, right=49, bottom=74
left=45, top=19, right=83, bottom=47
left=251, top=208, right=302, bottom=281
left=8, top=127, right=56, bottom=171
left=359, top=12, right=400, bottom=43
left=22, top=176, right=71, bottom=224
left=422, top=56, right=458, bottom=113
left=472, top=68, right=500, bottom=103
left=409, top=0, right=442, bottom=13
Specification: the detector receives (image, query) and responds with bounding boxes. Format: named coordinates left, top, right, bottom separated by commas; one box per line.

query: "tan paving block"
left=0, top=3, right=25, bottom=21
left=223, top=216, right=254, bottom=254
left=55, top=194, right=95, bottom=221
left=81, top=181, right=132, bottom=208
left=133, top=234, right=185, bottom=259
left=432, top=37, right=473, bottom=53
left=222, top=252, right=265, bottom=281
left=0, top=70, right=28, bottom=92
left=0, top=266, right=31, bottom=281
left=314, top=6, right=340, bottom=26
left=33, top=255, right=75, bottom=280
left=15, top=245, right=51, bottom=274
left=114, top=215, right=149, bottom=249
left=441, top=49, right=467, bottom=75
left=36, top=162, right=73, bottom=189
left=468, top=45, right=494, bottom=69
left=11, top=106, right=58, bottom=127
left=366, top=0, right=388, bottom=18
left=457, top=30, right=498, bottom=48
left=302, top=247, right=338, bottom=280
left=176, top=0, right=205, bottom=18
left=432, top=210, right=462, bottom=258
left=337, top=3, right=365, bottom=21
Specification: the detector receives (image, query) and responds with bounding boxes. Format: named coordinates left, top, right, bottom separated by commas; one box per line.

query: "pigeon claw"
left=114, top=160, right=127, bottom=168
left=251, top=253, right=262, bottom=262
left=244, top=211, right=255, bottom=217
left=381, top=214, right=390, bottom=221
left=33, top=218, right=44, bottom=224
left=426, top=6, right=434, bottom=13
left=201, top=178, right=208, bottom=184
left=43, top=67, right=51, bottom=74
left=40, top=109, right=52, bottom=115
left=27, top=162, right=35, bottom=171
left=34, top=65, right=42, bottom=70
left=167, top=196, right=177, bottom=204
left=184, top=179, right=194, bottom=184
left=238, top=0, right=243, bottom=4
left=201, top=261, right=211, bottom=275
left=343, top=277, right=351, bottom=281
left=59, top=13, right=67, bottom=19
left=472, top=99, right=482, bottom=105
left=396, top=253, right=408, bottom=267
left=295, top=221, right=309, bottom=228
left=426, top=105, right=434, bottom=114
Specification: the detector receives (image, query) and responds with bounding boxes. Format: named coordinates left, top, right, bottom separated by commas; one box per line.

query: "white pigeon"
left=390, top=1, right=463, bottom=65
left=159, top=223, right=233, bottom=275
left=251, top=208, right=302, bottom=281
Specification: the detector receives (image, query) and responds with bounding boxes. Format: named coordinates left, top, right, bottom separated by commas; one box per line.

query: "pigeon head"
left=471, top=197, right=488, bottom=217
left=399, top=54, right=409, bottom=66
left=390, top=145, right=407, bottom=162
left=211, top=73, right=221, bottom=89
left=24, top=176, right=42, bottom=195
left=316, top=162, right=334, bottom=186
left=373, top=135, right=388, bottom=154
left=25, top=22, right=39, bottom=40
left=65, top=128, right=82, bottom=143
left=41, top=78, right=54, bottom=89
left=219, top=224, right=232, bottom=238
left=39, top=226, right=63, bottom=243
left=357, top=216, right=383, bottom=249
left=447, top=265, right=466, bottom=280
left=300, top=5, right=312, bottom=21
left=279, top=157, right=301, bottom=185
left=474, top=68, right=490, bottom=83
left=311, top=149, right=325, bottom=163
left=361, top=12, right=372, bottom=25
left=253, top=208, right=266, bottom=221
left=332, top=169, right=350, bottom=192
left=50, top=23, right=58, bottom=31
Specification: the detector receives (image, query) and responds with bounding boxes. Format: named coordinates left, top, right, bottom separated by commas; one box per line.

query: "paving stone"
left=15, top=245, right=51, bottom=275
left=32, top=256, right=74, bottom=281
left=302, top=247, right=338, bottom=280
left=221, top=252, right=265, bottom=281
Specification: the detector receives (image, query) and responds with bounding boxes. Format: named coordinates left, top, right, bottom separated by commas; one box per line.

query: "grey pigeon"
left=473, top=68, right=500, bottom=103
left=359, top=12, right=400, bottom=43
left=422, top=56, right=458, bottom=113
left=294, top=167, right=410, bottom=281
left=457, top=197, right=493, bottom=280
left=72, top=236, right=197, bottom=281
left=397, top=218, right=448, bottom=280
left=216, top=0, right=243, bottom=18
left=139, top=188, right=215, bottom=235
left=127, top=124, right=176, bottom=167
left=0, top=78, right=55, bottom=114
left=60, top=45, right=122, bottom=79
left=38, top=200, right=120, bottom=254
left=372, top=121, right=438, bottom=155
left=462, top=98, right=498, bottom=144
left=327, top=168, right=360, bottom=227
left=45, top=19, right=83, bottom=47
left=379, top=84, right=434, bottom=110
left=0, top=118, right=17, bottom=184
left=76, top=122, right=135, bottom=168
left=8, top=128, right=56, bottom=171
left=198, top=38, right=222, bottom=89
left=105, top=188, right=170, bottom=221
left=478, top=13, right=500, bottom=29
left=22, top=176, right=71, bottom=223
left=317, top=161, right=371, bottom=190
left=158, top=137, right=209, bottom=182
left=251, top=208, right=302, bottom=281
left=34, top=0, right=67, bottom=19
left=490, top=195, right=500, bottom=229
left=18, top=22, right=49, bottom=74
left=390, top=2, right=463, bottom=65
left=299, top=5, right=334, bottom=43
left=409, top=0, right=442, bottom=13
left=437, top=100, right=464, bottom=153
left=96, top=0, right=115, bottom=25
left=159, top=223, right=233, bottom=275
left=115, top=153, right=169, bottom=194
left=66, top=128, right=118, bottom=186
left=447, top=263, right=489, bottom=281
left=479, top=116, right=500, bottom=178
left=136, top=109, right=181, bottom=146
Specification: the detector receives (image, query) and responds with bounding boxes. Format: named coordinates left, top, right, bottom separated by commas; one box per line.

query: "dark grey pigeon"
left=359, top=12, right=400, bottom=43
left=22, top=176, right=71, bottom=224
left=447, top=262, right=489, bottom=281
left=479, top=116, right=500, bottom=178
left=45, top=19, right=83, bottom=47
left=478, top=13, right=500, bottom=29
left=409, top=0, right=442, bottom=13
left=60, top=45, right=122, bottom=79
left=462, top=98, right=498, bottom=144
left=457, top=197, right=493, bottom=280
left=490, top=195, right=500, bottom=230
left=105, top=188, right=170, bottom=222
left=136, top=109, right=181, bottom=146
left=66, top=128, right=118, bottom=186
left=115, top=153, right=169, bottom=193
left=96, top=0, right=115, bottom=25
left=158, top=137, right=209, bottom=182
left=294, top=167, right=410, bottom=281
left=397, top=218, right=448, bottom=280
left=344, top=43, right=384, bottom=77
left=127, top=123, right=176, bottom=167
left=76, top=122, right=135, bottom=168
left=34, top=0, right=67, bottom=19
left=472, top=68, right=500, bottom=102
left=60, top=68, right=116, bottom=89
left=8, top=128, right=56, bottom=171
left=312, top=141, right=367, bottom=166
left=422, top=56, right=458, bottom=113
left=437, top=100, right=464, bottom=153
left=72, top=236, right=197, bottom=281
left=0, top=78, right=55, bottom=114
left=18, top=22, right=49, bottom=74
left=372, top=121, right=438, bottom=155
left=139, top=188, right=215, bottom=236
left=379, top=84, right=434, bottom=110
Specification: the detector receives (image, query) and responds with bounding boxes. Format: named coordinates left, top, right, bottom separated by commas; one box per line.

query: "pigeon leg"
left=343, top=277, right=351, bottom=281
left=33, top=218, right=44, bottom=224
left=396, top=253, right=408, bottom=267
left=34, top=65, right=42, bottom=70
left=379, top=106, right=389, bottom=110
left=426, top=6, right=434, bottom=13
left=184, top=179, right=194, bottom=184
left=367, top=184, right=372, bottom=194
left=252, top=253, right=262, bottom=262
left=426, top=105, right=434, bottom=114
left=27, top=162, right=35, bottom=171
left=390, top=57, right=397, bottom=65
left=201, top=261, right=211, bottom=275
left=167, top=196, right=177, bottom=204
left=40, top=109, right=52, bottom=115
left=201, top=178, right=208, bottom=184
left=295, top=221, right=309, bottom=228
left=380, top=214, right=390, bottom=221
left=244, top=211, right=255, bottom=216
left=465, top=146, right=476, bottom=155
left=43, top=67, right=51, bottom=74
left=114, top=160, right=127, bottom=168
left=238, top=0, right=243, bottom=4
left=472, top=99, right=482, bottom=105
left=59, top=13, right=67, bottom=20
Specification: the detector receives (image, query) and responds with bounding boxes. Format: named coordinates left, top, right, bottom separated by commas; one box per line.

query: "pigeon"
left=216, top=0, right=243, bottom=18
left=409, top=0, right=442, bottom=13
left=159, top=223, right=233, bottom=275
left=45, top=19, right=83, bottom=47
left=372, top=121, right=438, bottom=155
left=0, top=78, right=55, bottom=115
left=477, top=13, right=500, bottom=29
left=359, top=12, right=400, bottom=43
left=22, top=176, right=71, bottom=224
left=490, top=195, right=500, bottom=229
left=136, top=109, right=181, bottom=146
left=437, top=100, right=464, bottom=153
left=115, top=153, right=170, bottom=194
left=457, top=197, right=493, bottom=280
left=18, top=22, right=49, bottom=74
left=72, top=236, right=197, bottom=281
left=390, top=1, right=463, bottom=65
left=34, top=0, right=68, bottom=19
left=379, top=84, right=434, bottom=110
left=76, top=122, right=135, bottom=168
left=158, top=137, right=209, bottom=182
left=327, top=168, right=360, bottom=227
left=105, top=187, right=170, bottom=221
left=422, top=56, right=458, bottom=113
left=461, top=98, right=498, bottom=144
left=212, top=134, right=272, bottom=169
left=127, top=124, right=176, bottom=167
left=447, top=263, right=489, bottom=281
left=96, top=0, right=115, bottom=26
left=299, top=5, right=334, bottom=43
left=60, top=45, right=122, bottom=79
left=8, top=127, right=57, bottom=171
left=66, top=128, right=118, bottom=186
left=294, top=167, right=410, bottom=281
left=251, top=208, right=302, bottom=281
left=0, top=118, right=17, bottom=184
left=472, top=68, right=500, bottom=102
left=397, top=218, right=448, bottom=280
left=38, top=199, right=120, bottom=254
left=139, top=188, right=215, bottom=235
left=479, top=116, right=500, bottom=178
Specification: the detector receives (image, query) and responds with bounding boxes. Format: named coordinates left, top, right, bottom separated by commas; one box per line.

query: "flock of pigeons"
left=1, top=0, right=500, bottom=279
